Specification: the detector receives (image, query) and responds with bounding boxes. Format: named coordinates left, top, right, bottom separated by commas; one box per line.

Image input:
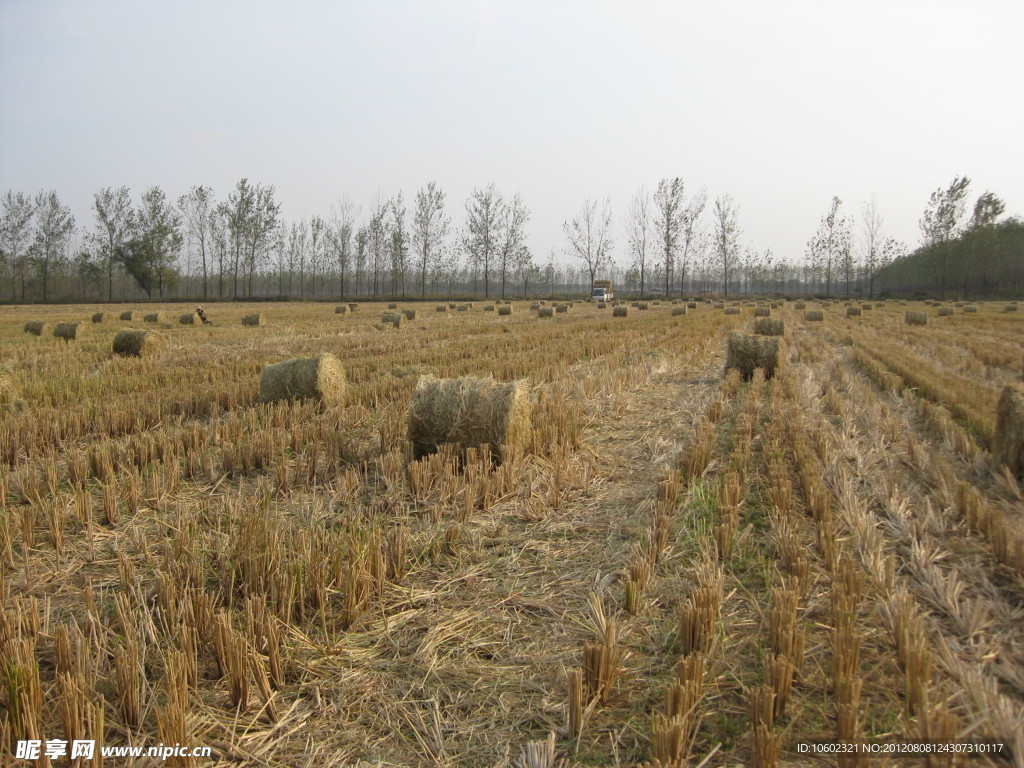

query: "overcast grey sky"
left=2, top=0, right=1021, bottom=267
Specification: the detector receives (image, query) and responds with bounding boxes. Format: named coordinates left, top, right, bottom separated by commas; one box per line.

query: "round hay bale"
left=937, top=307, right=954, bottom=317
left=804, top=310, right=824, bottom=322
left=119, top=311, right=136, bottom=321
left=671, top=307, right=687, bottom=316
left=638, top=302, right=650, bottom=310
left=994, top=384, right=1024, bottom=478
left=754, top=307, right=770, bottom=317
left=436, top=304, right=448, bottom=312
left=687, top=302, right=697, bottom=309
left=179, top=312, right=197, bottom=324
left=724, top=307, right=740, bottom=315
left=875, top=302, right=885, bottom=307
left=597, top=301, right=607, bottom=309
left=348, top=303, right=359, bottom=311
left=260, top=353, right=346, bottom=406
left=498, top=305, right=513, bottom=316
left=54, top=322, right=88, bottom=341
left=846, top=306, right=862, bottom=317
left=538, top=306, right=554, bottom=318
left=381, top=311, right=404, bottom=328
left=964, top=305, right=978, bottom=313
left=1004, top=304, right=1017, bottom=312
left=725, top=332, right=780, bottom=380
left=448, top=303, right=457, bottom=309
left=407, top=375, right=531, bottom=460
left=754, top=318, right=784, bottom=336
left=861, top=304, right=872, bottom=311
left=794, top=302, right=806, bottom=310
left=335, top=305, right=348, bottom=314
left=905, top=311, right=928, bottom=326
left=91, top=312, right=105, bottom=323
left=630, top=302, right=639, bottom=308
left=23, top=321, right=51, bottom=336
left=555, top=304, right=569, bottom=314
left=402, top=309, right=418, bottom=321
left=484, top=305, right=495, bottom=311
left=457, top=304, right=470, bottom=312
left=612, top=306, right=628, bottom=317
left=714, top=302, right=725, bottom=310
left=113, top=329, right=165, bottom=357
left=770, top=302, right=780, bottom=309
left=387, top=303, right=398, bottom=309
left=143, top=312, right=166, bottom=323
left=241, top=313, right=263, bottom=326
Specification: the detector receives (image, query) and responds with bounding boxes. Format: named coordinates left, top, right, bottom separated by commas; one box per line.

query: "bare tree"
left=713, top=195, right=740, bottom=297
left=564, top=196, right=613, bottom=292
left=654, top=178, right=685, bottom=295
left=1, top=191, right=36, bottom=301
left=625, top=186, right=652, bottom=297
left=462, top=184, right=503, bottom=298
left=92, top=186, right=134, bottom=302
left=412, top=182, right=450, bottom=297
left=177, top=185, right=214, bottom=299
left=497, top=193, right=529, bottom=299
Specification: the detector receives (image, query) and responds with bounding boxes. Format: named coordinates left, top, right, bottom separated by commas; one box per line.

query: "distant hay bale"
left=938, top=307, right=954, bottom=317
left=457, top=304, right=470, bottom=312
left=994, top=385, right=1024, bottom=477
left=875, top=302, right=885, bottom=307
left=113, top=329, right=165, bottom=357
left=0, top=374, right=18, bottom=406
left=672, top=307, right=687, bottom=316
left=687, top=302, right=697, bottom=309
left=714, top=302, right=725, bottom=309
left=754, top=318, right=784, bottom=336
left=402, top=309, right=418, bottom=321
left=555, top=304, right=569, bottom=314
left=381, top=312, right=404, bottom=328
left=436, top=304, right=448, bottom=312
left=498, top=305, right=513, bottom=316
left=407, top=375, right=531, bottom=460
left=530, top=302, right=540, bottom=310
left=179, top=312, right=197, bottom=324
left=597, top=301, right=607, bottom=309
left=91, top=312, right=105, bottom=323
left=725, top=332, right=780, bottom=380
left=259, top=353, right=346, bottom=406
left=348, top=303, right=358, bottom=311
left=794, top=302, right=806, bottom=310
left=448, top=303, right=457, bottom=309
left=241, top=313, right=263, bottom=326
left=638, top=302, right=650, bottom=310
left=119, top=311, right=136, bottom=321
left=484, top=305, right=495, bottom=311
left=53, top=322, right=87, bottom=341
left=1004, top=305, right=1018, bottom=312
left=964, top=305, right=978, bottom=313
left=23, top=321, right=51, bottom=336
left=724, top=307, right=740, bottom=315
left=905, top=311, right=928, bottom=326
left=861, top=304, right=872, bottom=311
left=387, top=303, right=398, bottom=309
left=538, top=307, right=554, bottom=318
left=805, top=310, right=824, bottom=321
left=954, top=302, right=964, bottom=307
left=631, top=302, right=639, bottom=307
left=846, top=306, right=862, bottom=317
left=754, top=307, right=770, bottom=317
left=770, top=302, right=780, bottom=309
left=143, top=312, right=166, bottom=323
left=613, top=306, right=628, bottom=317
left=335, top=305, right=348, bottom=314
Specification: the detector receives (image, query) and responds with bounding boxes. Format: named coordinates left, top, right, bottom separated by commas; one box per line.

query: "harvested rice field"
left=1, top=298, right=1023, bottom=767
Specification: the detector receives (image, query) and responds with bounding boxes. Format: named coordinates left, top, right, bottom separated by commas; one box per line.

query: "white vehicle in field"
left=591, top=280, right=613, bottom=301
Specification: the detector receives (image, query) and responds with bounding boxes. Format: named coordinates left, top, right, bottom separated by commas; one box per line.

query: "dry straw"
left=381, top=311, right=403, bottom=328
left=612, top=306, right=628, bottom=317
left=387, top=303, right=398, bottom=309
left=241, top=313, right=262, bottom=326
left=754, top=318, right=784, bottom=336
left=538, top=307, right=554, bottom=318
left=348, top=303, right=358, bottom=311
left=179, top=312, right=196, bottom=324
left=119, top=311, right=136, bottom=320
left=435, top=304, right=448, bottom=312
left=687, top=302, right=697, bottom=309
left=964, top=305, right=978, bottom=313
left=498, top=305, right=513, bottom=316
left=794, top=302, right=806, bottom=309
left=23, top=321, right=51, bottom=335
left=905, top=311, right=928, bottom=326
left=402, top=309, right=418, bottom=321
left=335, top=305, right=348, bottom=314
left=407, top=374, right=531, bottom=460
left=993, top=384, right=1024, bottom=477
left=54, top=322, right=87, bottom=341
left=597, top=301, right=607, bottom=309
left=672, top=307, right=687, bottom=316
left=1005, top=304, right=1018, bottom=312
left=457, top=304, right=470, bottom=312
left=726, top=332, right=780, bottom=380
left=259, top=353, right=346, bottom=406
left=724, top=307, right=740, bottom=315
left=804, top=310, right=823, bottom=321
left=144, top=312, right=166, bottom=323
left=113, top=329, right=165, bottom=357
left=91, top=312, right=105, bottom=323
left=846, top=306, right=862, bottom=317
left=555, top=304, right=569, bottom=313
left=937, top=307, right=954, bottom=316
left=754, top=307, right=771, bottom=317
left=638, top=302, right=650, bottom=310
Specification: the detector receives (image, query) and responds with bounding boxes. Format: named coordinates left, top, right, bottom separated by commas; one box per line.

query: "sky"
left=1, top=0, right=1022, bottom=268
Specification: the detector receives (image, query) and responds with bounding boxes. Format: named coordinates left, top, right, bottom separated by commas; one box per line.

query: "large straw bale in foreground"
left=994, top=385, right=1024, bottom=477
left=381, top=312, right=404, bottom=328
left=113, top=329, right=165, bottom=357
left=179, top=312, right=197, bottom=324
left=905, top=311, right=928, bottom=326
left=498, top=304, right=513, bottom=316
left=613, top=306, right=628, bottom=317
left=54, top=322, right=88, bottom=341
left=754, top=318, right=784, bottom=336
left=804, top=310, right=823, bottom=321
left=846, top=306, right=862, bottom=317
left=725, top=332, right=779, bottom=380
left=538, top=307, right=554, bottom=318
left=555, top=304, right=569, bottom=314
left=671, top=307, right=687, bottom=316
left=687, top=302, right=697, bottom=309
left=408, top=375, right=531, bottom=460
left=259, top=354, right=346, bottom=406
left=92, top=312, right=105, bottom=323
left=23, top=321, right=51, bottom=336
left=402, top=309, right=418, bottom=321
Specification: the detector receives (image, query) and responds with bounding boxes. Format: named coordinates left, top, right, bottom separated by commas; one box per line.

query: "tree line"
left=1, top=176, right=1018, bottom=303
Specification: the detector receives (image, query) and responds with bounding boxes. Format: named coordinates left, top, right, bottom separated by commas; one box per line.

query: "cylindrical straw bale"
left=402, top=309, right=418, bottom=321
left=144, top=312, right=166, bottom=323
left=714, top=302, right=725, bottom=309
left=381, top=312, right=403, bottom=328
left=92, top=312, right=105, bottom=323
left=964, top=305, right=978, bottom=313
left=348, top=303, right=358, bottom=311
left=387, top=303, right=398, bottom=309
left=498, top=305, right=513, bottom=316
left=241, top=313, right=263, bottom=326
left=484, top=305, right=495, bottom=311
left=119, top=311, right=136, bottom=321
left=1004, top=305, right=1017, bottom=312
left=672, top=307, right=687, bottom=316
left=23, top=321, right=51, bottom=336
left=905, top=311, right=928, bottom=326
left=530, top=303, right=540, bottom=310
left=754, top=307, right=770, bottom=317
left=875, top=302, right=886, bottom=307
left=457, top=304, right=470, bottom=312
left=938, top=307, right=954, bottom=317
left=994, top=384, right=1024, bottom=477
left=794, top=302, right=806, bottom=310
left=724, top=307, right=740, bottom=315
left=638, top=302, right=650, bottom=310
left=725, top=332, right=780, bottom=380
left=613, top=306, right=628, bottom=317
left=436, top=304, right=448, bottom=312
left=448, top=303, right=457, bottom=309
left=555, top=304, right=569, bottom=313
left=804, top=310, right=824, bottom=321
left=861, top=304, right=872, bottom=311
left=846, top=306, right=862, bottom=317
left=408, top=375, right=531, bottom=460
left=754, top=318, right=784, bottom=336
left=54, top=322, right=87, bottom=341
left=335, top=305, right=348, bottom=314
left=179, top=312, right=196, bottom=324
left=538, top=307, right=554, bottom=318
left=687, top=302, right=697, bottom=309
left=113, top=329, right=165, bottom=357
left=259, top=354, right=346, bottom=406
left=597, top=301, right=607, bottom=309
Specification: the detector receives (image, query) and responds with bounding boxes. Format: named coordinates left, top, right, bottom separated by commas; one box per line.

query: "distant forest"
left=1, top=176, right=1020, bottom=303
